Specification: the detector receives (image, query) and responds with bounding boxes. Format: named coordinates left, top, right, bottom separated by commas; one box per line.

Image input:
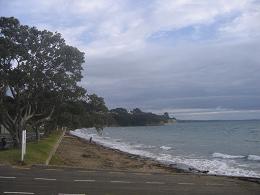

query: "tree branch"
left=33, top=106, right=55, bottom=126
left=1, top=111, right=15, bottom=134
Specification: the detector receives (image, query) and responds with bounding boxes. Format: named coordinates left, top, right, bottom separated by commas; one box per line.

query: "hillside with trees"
left=108, top=108, right=174, bottom=127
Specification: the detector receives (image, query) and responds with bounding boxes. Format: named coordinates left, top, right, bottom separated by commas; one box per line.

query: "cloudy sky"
left=1, top=0, right=260, bottom=120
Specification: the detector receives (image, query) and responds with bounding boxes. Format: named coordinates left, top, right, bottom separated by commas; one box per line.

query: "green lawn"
left=0, top=131, right=62, bottom=166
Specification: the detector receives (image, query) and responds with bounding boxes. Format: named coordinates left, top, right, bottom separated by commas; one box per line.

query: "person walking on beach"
left=89, top=137, right=92, bottom=143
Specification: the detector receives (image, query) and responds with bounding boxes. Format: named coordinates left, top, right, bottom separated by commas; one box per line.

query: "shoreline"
left=84, top=138, right=187, bottom=174
left=51, top=132, right=260, bottom=183
left=76, top=134, right=260, bottom=182
left=52, top=133, right=182, bottom=173
left=71, top=127, right=260, bottom=179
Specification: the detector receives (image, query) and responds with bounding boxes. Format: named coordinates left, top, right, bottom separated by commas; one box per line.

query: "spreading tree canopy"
left=0, top=17, right=86, bottom=146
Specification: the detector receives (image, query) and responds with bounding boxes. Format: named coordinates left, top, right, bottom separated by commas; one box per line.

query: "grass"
left=0, top=130, right=63, bottom=166
left=49, top=153, right=66, bottom=165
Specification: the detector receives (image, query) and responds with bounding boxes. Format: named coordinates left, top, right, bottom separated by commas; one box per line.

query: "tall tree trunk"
left=14, top=131, right=21, bottom=148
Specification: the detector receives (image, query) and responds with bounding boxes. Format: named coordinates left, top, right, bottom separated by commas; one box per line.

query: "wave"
left=212, top=152, right=245, bottom=159
left=156, top=153, right=260, bottom=178
left=213, top=152, right=260, bottom=161
left=160, top=146, right=172, bottom=150
left=71, top=129, right=260, bottom=178
left=134, top=144, right=156, bottom=149
left=247, top=155, right=260, bottom=161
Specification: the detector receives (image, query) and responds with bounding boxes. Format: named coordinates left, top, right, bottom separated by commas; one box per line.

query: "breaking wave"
left=212, top=152, right=245, bottom=159
left=160, top=146, right=172, bottom=150
left=248, top=155, right=260, bottom=161
left=213, top=152, right=260, bottom=161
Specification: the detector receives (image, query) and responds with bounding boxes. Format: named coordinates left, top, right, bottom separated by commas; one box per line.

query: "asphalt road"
left=0, top=165, right=259, bottom=195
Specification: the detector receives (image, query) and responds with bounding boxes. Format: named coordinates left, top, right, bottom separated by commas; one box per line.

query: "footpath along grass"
left=0, top=131, right=63, bottom=165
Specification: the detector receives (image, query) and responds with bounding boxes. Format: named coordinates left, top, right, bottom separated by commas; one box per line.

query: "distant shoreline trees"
left=108, top=108, right=174, bottom=127
left=52, top=93, right=175, bottom=129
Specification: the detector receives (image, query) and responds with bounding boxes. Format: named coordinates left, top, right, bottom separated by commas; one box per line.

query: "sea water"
left=71, top=120, right=260, bottom=178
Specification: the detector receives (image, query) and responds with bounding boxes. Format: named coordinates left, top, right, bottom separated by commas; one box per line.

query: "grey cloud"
left=81, top=38, right=260, bottom=117
left=2, top=0, right=260, bottom=119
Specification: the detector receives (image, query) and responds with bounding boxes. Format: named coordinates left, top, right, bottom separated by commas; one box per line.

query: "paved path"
left=0, top=165, right=259, bottom=195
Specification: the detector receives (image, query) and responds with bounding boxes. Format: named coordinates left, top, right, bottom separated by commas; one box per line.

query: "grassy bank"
left=0, top=131, right=62, bottom=166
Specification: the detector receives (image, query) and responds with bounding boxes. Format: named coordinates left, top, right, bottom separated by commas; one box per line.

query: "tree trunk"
left=14, top=131, right=21, bottom=148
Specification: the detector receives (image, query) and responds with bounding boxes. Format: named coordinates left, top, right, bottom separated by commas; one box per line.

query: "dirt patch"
left=51, top=134, right=179, bottom=173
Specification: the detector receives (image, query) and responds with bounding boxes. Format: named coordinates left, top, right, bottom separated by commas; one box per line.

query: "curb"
left=45, top=130, right=65, bottom=165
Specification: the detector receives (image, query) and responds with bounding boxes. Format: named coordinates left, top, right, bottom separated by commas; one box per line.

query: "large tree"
left=0, top=17, right=86, bottom=147
left=53, top=94, right=108, bottom=130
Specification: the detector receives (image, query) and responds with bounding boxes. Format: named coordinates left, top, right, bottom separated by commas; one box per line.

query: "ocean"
left=71, top=120, right=260, bottom=178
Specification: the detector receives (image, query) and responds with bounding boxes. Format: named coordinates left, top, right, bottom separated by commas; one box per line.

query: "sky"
left=1, top=0, right=260, bottom=120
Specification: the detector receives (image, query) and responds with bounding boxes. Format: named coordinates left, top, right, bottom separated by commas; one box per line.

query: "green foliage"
left=0, top=130, right=62, bottom=165
left=52, top=93, right=109, bottom=129
left=49, top=99, right=172, bottom=129
left=87, top=94, right=108, bottom=113
left=109, top=108, right=173, bottom=126
left=0, top=17, right=85, bottom=145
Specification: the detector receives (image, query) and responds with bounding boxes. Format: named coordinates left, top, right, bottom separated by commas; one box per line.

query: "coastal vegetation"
left=0, top=17, right=175, bottom=148
left=0, top=17, right=85, bottom=147
left=0, top=130, right=62, bottom=165
left=54, top=99, right=175, bottom=129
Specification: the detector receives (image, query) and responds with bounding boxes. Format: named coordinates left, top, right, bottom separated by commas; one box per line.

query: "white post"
left=24, top=130, right=26, bottom=155
left=21, top=130, right=26, bottom=162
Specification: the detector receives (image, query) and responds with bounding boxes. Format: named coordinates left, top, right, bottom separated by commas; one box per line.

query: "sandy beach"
left=51, top=133, right=184, bottom=173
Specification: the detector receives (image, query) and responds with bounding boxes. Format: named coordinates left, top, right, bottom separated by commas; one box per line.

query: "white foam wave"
left=157, top=154, right=260, bottom=178
left=212, top=153, right=260, bottom=162
left=212, top=152, right=245, bottom=159
left=70, top=129, right=154, bottom=158
left=134, top=144, right=156, bottom=149
left=160, top=146, right=172, bottom=150
left=181, top=159, right=260, bottom=178
left=247, top=155, right=260, bottom=161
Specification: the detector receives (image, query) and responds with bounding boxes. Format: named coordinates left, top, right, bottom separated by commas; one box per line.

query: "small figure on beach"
left=89, top=137, right=92, bottom=143
left=1, top=137, right=7, bottom=149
